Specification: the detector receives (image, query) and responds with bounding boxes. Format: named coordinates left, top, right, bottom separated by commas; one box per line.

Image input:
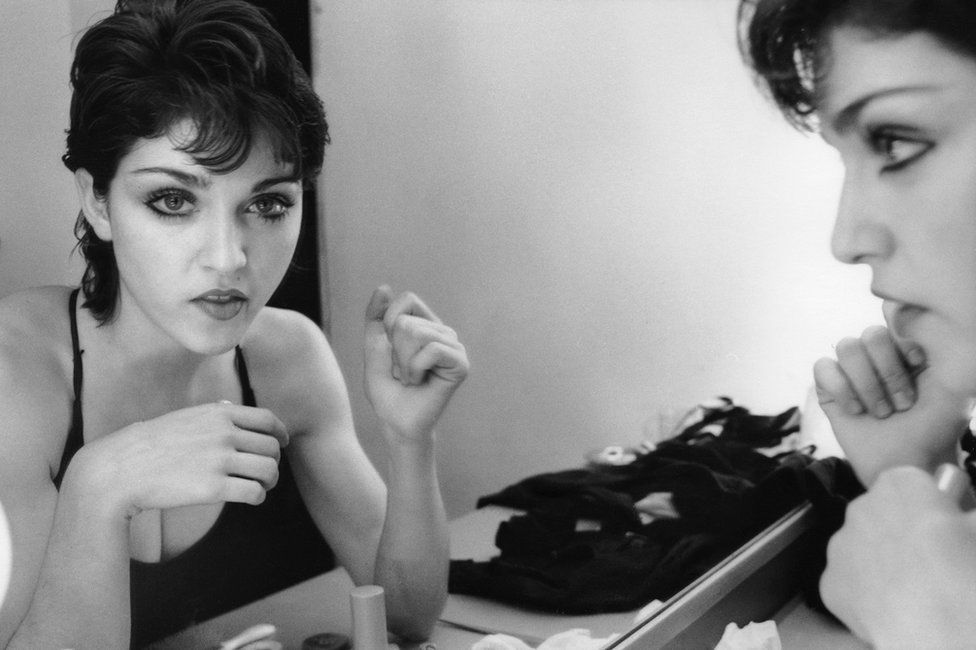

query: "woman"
left=0, top=1, right=469, bottom=648
left=739, top=0, right=976, bottom=646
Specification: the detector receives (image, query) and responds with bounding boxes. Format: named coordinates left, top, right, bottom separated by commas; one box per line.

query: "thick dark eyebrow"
left=132, top=167, right=210, bottom=188
left=130, top=168, right=300, bottom=193
left=828, top=85, right=937, bottom=135
left=253, top=175, right=302, bottom=192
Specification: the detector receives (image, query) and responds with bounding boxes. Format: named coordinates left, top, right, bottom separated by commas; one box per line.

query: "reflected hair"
left=737, top=0, right=976, bottom=132
left=62, top=0, right=329, bottom=323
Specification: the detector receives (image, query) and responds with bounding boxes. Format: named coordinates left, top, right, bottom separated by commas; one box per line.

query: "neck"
left=80, top=303, right=238, bottom=401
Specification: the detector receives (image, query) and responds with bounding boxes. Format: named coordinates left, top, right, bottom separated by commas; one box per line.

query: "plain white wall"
left=311, top=0, right=880, bottom=518
left=0, top=0, right=110, bottom=297
left=0, top=0, right=94, bottom=296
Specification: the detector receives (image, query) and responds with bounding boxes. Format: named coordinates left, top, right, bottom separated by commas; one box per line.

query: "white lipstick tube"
left=350, top=585, right=389, bottom=650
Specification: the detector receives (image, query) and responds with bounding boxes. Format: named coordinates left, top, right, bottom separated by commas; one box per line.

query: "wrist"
left=382, top=429, right=440, bottom=487
left=61, top=446, right=135, bottom=521
left=381, top=423, right=436, bottom=451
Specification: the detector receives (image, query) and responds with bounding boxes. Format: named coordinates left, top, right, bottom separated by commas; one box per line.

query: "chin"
left=928, top=351, right=976, bottom=400
left=179, top=327, right=247, bottom=357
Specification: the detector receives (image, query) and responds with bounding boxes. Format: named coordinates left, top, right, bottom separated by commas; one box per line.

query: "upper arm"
left=0, top=336, right=69, bottom=641
left=246, top=310, right=387, bottom=585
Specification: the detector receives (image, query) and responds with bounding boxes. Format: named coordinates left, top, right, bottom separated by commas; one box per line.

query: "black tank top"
left=57, top=289, right=335, bottom=648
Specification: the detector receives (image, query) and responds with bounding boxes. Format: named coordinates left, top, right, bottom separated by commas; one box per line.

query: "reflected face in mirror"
left=819, top=28, right=976, bottom=397
left=88, top=120, right=304, bottom=356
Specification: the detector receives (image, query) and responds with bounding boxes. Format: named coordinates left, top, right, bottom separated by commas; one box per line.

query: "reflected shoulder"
left=243, top=306, right=330, bottom=365
left=241, top=307, right=346, bottom=434
left=0, top=286, right=75, bottom=481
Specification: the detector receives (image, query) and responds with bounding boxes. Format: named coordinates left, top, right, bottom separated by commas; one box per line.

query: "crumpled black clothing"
left=449, top=402, right=856, bottom=614
left=792, top=456, right=865, bottom=615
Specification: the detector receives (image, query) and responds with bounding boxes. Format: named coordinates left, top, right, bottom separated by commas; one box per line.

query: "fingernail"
left=845, top=400, right=865, bottom=415
left=874, top=400, right=893, bottom=418
left=906, top=347, right=926, bottom=368
left=892, top=390, right=914, bottom=411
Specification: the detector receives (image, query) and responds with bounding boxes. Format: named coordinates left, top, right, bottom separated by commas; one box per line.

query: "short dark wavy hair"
left=737, top=0, right=976, bottom=132
left=62, top=0, right=329, bottom=323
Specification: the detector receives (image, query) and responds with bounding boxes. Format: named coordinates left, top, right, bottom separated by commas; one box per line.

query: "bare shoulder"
left=240, top=307, right=352, bottom=436
left=0, top=286, right=76, bottom=481
left=242, top=306, right=329, bottom=364
left=0, top=286, right=74, bottom=385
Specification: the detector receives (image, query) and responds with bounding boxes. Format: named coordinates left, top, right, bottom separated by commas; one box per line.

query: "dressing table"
left=149, top=503, right=866, bottom=649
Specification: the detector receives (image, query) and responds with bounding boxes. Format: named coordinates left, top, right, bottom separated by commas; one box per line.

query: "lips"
left=192, top=289, right=247, bottom=321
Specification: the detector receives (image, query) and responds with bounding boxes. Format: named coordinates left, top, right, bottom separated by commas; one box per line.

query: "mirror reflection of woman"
left=0, top=1, right=468, bottom=647
left=740, top=0, right=976, bottom=646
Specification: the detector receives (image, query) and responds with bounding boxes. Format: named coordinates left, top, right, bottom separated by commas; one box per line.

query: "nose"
left=199, top=210, right=247, bottom=275
left=830, top=169, right=894, bottom=265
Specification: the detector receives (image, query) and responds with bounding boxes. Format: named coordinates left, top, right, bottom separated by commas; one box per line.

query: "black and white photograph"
left=1, top=1, right=974, bottom=648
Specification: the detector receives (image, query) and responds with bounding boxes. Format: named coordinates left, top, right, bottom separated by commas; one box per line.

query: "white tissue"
left=536, top=629, right=619, bottom=650
left=471, top=634, right=533, bottom=650
left=714, top=620, right=781, bottom=650
left=471, top=629, right=619, bottom=650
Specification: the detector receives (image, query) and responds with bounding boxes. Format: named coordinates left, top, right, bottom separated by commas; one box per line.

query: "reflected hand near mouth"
left=814, top=325, right=967, bottom=486
left=363, top=285, right=469, bottom=443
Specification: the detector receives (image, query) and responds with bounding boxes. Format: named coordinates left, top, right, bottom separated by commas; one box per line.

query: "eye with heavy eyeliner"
left=145, top=187, right=195, bottom=218
left=866, top=125, right=932, bottom=172
left=246, top=193, right=295, bottom=222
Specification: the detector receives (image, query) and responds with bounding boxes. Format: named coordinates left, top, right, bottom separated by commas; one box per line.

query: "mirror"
left=0, top=0, right=876, bottom=645
left=0, top=499, right=10, bottom=612
left=311, top=0, right=876, bottom=644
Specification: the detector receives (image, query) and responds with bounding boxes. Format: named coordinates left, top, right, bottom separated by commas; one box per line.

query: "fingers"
left=838, top=335, right=891, bottom=416
left=217, top=403, right=289, bottom=448
left=221, top=476, right=269, bottom=506
left=814, top=356, right=863, bottom=416
left=370, top=285, right=442, bottom=333
left=364, top=285, right=467, bottom=385
left=225, top=452, right=279, bottom=490
left=404, top=340, right=470, bottom=385
left=365, top=284, right=441, bottom=330
left=861, top=326, right=917, bottom=410
left=212, top=404, right=285, bottom=502
left=365, top=285, right=394, bottom=323
left=390, top=315, right=466, bottom=385
left=231, top=429, right=283, bottom=462
left=815, top=326, right=923, bottom=419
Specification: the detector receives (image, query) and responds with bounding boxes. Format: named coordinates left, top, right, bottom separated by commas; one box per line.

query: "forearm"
left=373, top=431, right=449, bottom=641
left=7, top=467, right=131, bottom=649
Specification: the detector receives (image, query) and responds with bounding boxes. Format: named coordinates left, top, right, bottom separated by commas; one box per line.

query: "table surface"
left=149, top=505, right=865, bottom=650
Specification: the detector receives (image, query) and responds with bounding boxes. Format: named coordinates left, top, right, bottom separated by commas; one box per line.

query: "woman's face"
left=94, top=121, right=303, bottom=355
left=819, top=27, right=976, bottom=397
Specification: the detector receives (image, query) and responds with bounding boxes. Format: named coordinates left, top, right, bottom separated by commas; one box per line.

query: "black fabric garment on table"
left=449, top=401, right=863, bottom=614
left=58, top=289, right=336, bottom=648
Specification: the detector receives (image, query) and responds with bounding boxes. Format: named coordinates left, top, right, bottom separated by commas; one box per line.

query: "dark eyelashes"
left=146, top=187, right=193, bottom=199
left=865, top=126, right=932, bottom=172
left=261, top=193, right=295, bottom=208
left=145, top=187, right=195, bottom=216
left=142, top=189, right=297, bottom=219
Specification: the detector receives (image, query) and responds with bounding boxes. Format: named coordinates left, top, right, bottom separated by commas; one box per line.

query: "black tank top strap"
left=54, top=288, right=85, bottom=489
left=234, top=346, right=256, bottom=407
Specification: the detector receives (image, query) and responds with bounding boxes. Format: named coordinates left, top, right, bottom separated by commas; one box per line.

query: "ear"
left=74, top=169, right=112, bottom=241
